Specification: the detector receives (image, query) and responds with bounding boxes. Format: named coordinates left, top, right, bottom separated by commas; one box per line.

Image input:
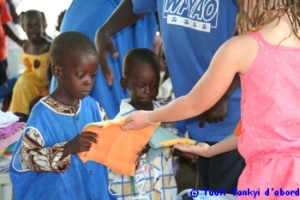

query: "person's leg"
left=0, top=76, right=18, bottom=98
left=196, top=154, right=211, bottom=189
left=196, top=142, right=245, bottom=194
left=209, top=149, right=245, bottom=194
left=0, top=59, right=8, bottom=85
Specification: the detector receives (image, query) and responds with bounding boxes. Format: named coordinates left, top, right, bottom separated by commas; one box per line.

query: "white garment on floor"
left=0, top=111, right=19, bottom=128
left=0, top=155, right=11, bottom=173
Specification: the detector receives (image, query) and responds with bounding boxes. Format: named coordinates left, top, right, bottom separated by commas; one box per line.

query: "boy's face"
left=23, top=15, right=45, bottom=42
left=56, top=52, right=98, bottom=100
left=122, top=62, right=159, bottom=107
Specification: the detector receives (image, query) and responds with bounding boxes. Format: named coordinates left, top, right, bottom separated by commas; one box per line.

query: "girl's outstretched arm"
left=122, top=35, right=256, bottom=130
left=174, top=133, right=238, bottom=158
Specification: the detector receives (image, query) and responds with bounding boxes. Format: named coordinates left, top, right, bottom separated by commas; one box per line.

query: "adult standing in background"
left=6, top=0, right=26, bottom=79
left=49, top=0, right=158, bottom=119
left=95, top=0, right=244, bottom=193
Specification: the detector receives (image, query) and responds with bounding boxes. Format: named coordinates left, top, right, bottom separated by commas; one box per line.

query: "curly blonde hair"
left=236, top=0, right=300, bottom=38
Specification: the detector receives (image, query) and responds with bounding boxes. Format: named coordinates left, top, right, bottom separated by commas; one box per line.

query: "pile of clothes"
left=0, top=111, right=25, bottom=173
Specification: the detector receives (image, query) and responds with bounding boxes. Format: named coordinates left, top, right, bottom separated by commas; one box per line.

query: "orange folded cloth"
left=78, top=117, right=159, bottom=176
left=234, top=120, right=242, bottom=136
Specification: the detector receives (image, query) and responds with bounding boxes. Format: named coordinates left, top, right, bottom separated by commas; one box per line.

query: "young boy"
left=9, top=31, right=115, bottom=200
left=108, top=48, right=177, bottom=199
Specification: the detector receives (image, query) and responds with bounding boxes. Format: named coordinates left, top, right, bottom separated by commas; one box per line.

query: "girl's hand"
left=64, top=132, right=98, bottom=156
left=174, top=142, right=211, bottom=158
left=122, top=111, right=149, bottom=131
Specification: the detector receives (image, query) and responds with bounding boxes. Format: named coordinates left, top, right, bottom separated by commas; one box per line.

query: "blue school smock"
left=9, top=96, right=115, bottom=200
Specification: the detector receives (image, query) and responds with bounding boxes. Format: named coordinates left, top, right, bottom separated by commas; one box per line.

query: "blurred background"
left=15, top=0, right=72, bottom=37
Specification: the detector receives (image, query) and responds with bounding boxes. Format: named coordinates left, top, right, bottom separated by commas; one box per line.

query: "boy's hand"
left=64, top=132, right=98, bottom=156
left=198, top=98, right=228, bottom=128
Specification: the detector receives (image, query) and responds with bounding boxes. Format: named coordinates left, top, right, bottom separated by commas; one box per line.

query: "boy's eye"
left=77, top=74, right=84, bottom=79
left=138, top=85, right=144, bottom=89
left=152, top=84, right=158, bottom=87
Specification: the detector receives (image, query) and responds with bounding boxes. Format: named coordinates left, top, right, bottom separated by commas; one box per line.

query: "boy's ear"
left=51, top=65, right=62, bottom=79
left=120, top=77, right=127, bottom=89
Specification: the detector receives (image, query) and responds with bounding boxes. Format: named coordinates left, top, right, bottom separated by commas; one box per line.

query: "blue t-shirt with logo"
left=132, top=0, right=240, bottom=142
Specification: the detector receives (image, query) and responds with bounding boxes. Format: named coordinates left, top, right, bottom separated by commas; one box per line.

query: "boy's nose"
left=145, top=86, right=151, bottom=93
left=84, top=76, right=93, bottom=85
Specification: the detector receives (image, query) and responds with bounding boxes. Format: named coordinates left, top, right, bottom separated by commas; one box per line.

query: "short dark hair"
left=56, top=10, right=66, bottom=32
left=20, top=10, right=45, bottom=26
left=50, top=31, right=97, bottom=66
left=123, top=48, right=160, bottom=78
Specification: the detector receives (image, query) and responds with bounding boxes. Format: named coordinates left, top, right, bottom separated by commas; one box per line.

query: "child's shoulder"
left=81, top=95, right=107, bottom=120
left=214, top=33, right=259, bottom=74
left=81, top=95, right=102, bottom=110
left=224, top=33, right=258, bottom=51
left=30, top=96, right=50, bottom=114
left=22, top=41, right=30, bottom=52
left=82, top=95, right=97, bottom=104
left=43, top=38, right=52, bottom=51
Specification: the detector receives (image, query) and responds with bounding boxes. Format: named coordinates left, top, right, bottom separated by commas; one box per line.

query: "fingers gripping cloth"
left=78, top=117, right=197, bottom=176
left=78, top=117, right=158, bottom=176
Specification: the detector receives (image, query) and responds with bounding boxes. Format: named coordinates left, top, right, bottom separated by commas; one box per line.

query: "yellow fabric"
left=9, top=52, right=49, bottom=115
left=160, top=138, right=196, bottom=147
left=0, top=148, right=4, bottom=156
left=78, top=118, right=159, bottom=176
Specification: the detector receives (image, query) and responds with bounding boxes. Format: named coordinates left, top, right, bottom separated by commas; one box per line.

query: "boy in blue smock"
left=9, top=31, right=115, bottom=200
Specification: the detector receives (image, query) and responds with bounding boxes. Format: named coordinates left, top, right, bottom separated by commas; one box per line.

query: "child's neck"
left=29, top=37, right=46, bottom=45
left=129, top=101, right=154, bottom=111
left=24, top=37, right=50, bottom=55
left=51, top=89, right=79, bottom=107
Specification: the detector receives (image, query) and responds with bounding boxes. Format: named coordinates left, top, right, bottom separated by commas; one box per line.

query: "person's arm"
left=174, top=133, right=238, bottom=158
left=198, top=74, right=240, bottom=128
left=122, top=35, right=257, bottom=130
left=21, top=127, right=98, bottom=172
left=21, top=128, right=71, bottom=172
left=95, top=0, right=146, bottom=85
left=5, top=0, right=18, bottom=23
left=3, top=24, right=25, bottom=46
left=2, top=0, right=24, bottom=46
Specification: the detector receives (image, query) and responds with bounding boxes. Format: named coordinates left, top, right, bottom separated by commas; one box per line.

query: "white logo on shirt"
left=163, top=0, right=219, bottom=32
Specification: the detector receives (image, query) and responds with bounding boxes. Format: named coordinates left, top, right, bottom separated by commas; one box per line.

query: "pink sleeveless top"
left=238, top=31, right=300, bottom=161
